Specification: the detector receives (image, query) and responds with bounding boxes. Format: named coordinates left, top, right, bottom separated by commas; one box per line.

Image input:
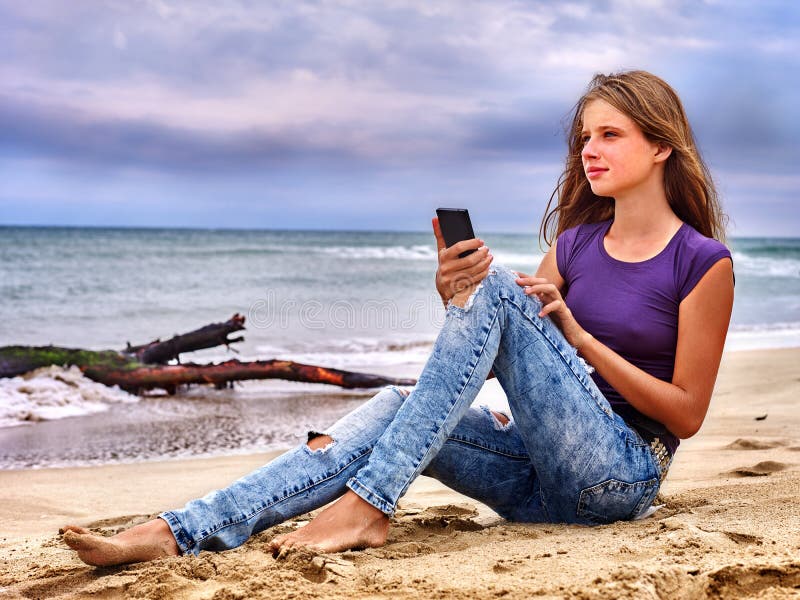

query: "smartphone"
left=436, top=208, right=477, bottom=258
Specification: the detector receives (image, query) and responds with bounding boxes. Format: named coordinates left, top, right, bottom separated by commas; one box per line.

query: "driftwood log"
left=0, top=314, right=416, bottom=394
left=125, top=313, right=247, bottom=364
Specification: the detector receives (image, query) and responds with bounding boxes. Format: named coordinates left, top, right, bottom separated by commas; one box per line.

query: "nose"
left=581, top=137, right=598, bottom=161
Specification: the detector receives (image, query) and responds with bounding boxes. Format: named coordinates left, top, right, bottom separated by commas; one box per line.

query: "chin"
left=588, top=182, right=617, bottom=198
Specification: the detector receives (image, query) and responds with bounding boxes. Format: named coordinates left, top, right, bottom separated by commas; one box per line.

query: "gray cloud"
left=0, top=97, right=364, bottom=172
left=0, top=0, right=798, bottom=234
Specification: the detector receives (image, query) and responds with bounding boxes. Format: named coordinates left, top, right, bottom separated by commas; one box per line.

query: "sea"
left=1, top=226, right=798, bottom=469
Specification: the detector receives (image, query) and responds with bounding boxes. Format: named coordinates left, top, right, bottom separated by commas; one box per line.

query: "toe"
left=63, top=530, right=91, bottom=550
left=60, top=524, right=91, bottom=535
left=281, top=537, right=297, bottom=550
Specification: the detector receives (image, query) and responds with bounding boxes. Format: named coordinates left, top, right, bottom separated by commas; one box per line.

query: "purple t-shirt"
left=556, top=219, right=732, bottom=454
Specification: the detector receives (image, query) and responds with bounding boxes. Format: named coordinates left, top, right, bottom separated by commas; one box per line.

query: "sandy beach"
left=1, top=347, right=798, bottom=599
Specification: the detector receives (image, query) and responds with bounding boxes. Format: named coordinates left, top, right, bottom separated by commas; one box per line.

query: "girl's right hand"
left=432, top=217, right=493, bottom=305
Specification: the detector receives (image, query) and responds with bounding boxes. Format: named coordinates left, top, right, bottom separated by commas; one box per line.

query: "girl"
left=62, top=70, right=734, bottom=566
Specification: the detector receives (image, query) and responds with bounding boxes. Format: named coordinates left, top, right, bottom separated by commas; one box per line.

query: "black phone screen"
left=436, top=208, right=476, bottom=258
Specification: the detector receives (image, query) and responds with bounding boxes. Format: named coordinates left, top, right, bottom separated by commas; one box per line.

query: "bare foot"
left=59, top=524, right=92, bottom=535
left=269, top=490, right=389, bottom=555
left=61, top=518, right=180, bottom=567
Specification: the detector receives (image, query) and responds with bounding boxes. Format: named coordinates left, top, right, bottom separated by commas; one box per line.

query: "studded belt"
left=650, top=437, right=672, bottom=485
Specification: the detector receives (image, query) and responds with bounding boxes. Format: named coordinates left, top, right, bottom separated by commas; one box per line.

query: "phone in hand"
left=436, top=208, right=477, bottom=258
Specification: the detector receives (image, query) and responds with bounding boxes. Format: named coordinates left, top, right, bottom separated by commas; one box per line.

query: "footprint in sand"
left=410, top=504, right=484, bottom=533
left=275, top=547, right=356, bottom=583
left=383, top=541, right=437, bottom=557
left=705, top=562, right=800, bottom=597
left=721, top=531, right=763, bottom=545
left=380, top=503, right=484, bottom=552
left=658, top=518, right=741, bottom=551
left=592, top=560, right=800, bottom=598
left=724, top=438, right=786, bottom=451
left=727, top=461, right=788, bottom=477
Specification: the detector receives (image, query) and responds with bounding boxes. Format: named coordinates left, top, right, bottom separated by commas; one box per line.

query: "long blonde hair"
left=540, top=70, right=727, bottom=246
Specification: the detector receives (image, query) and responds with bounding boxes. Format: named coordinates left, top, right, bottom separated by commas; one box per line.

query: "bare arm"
left=521, top=245, right=734, bottom=439
left=579, top=258, right=733, bottom=438
left=534, top=239, right=566, bottom=288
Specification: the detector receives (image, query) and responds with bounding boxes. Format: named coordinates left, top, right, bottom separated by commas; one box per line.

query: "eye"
left=580, top=135, right=591, bottom=145
left=603, top=131, right=617, bottom=138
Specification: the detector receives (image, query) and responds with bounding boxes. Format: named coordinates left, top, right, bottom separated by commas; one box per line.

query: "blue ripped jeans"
left=161, top=265, right=664, bottom=555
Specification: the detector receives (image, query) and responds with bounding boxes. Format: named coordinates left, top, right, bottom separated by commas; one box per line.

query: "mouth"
left=585, top=166, right=608, bottom=179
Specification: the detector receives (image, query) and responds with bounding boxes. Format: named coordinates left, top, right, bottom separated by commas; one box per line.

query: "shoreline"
left=1, top=347, right=799, bottom=598
left=2, top=345, right=798, bottom=472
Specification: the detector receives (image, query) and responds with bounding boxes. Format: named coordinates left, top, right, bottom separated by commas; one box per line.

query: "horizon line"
left=0, top=222, right=796, bottom=240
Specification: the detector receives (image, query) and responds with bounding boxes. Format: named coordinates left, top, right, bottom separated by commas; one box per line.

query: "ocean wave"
left=0, top=365, right=138, bottom=428
left=731, top=252, right=800, bottom=278
left=131, top=243, right=437, bottom=261
left=732, top=242, right=800, bottom=259
left=316, top=245, right=437, bottom=260
left=726, top=322, right=800, bottom=351
left=256, top=336, right=435, bottom=356
left=267, top=348, right=430, bottom=370
left=182, top=336, right=435, bottom=371
left=251, top=336, right=435, bottom=369
left=490, top=251, right=544, bottom=269
left=729, top=321, right=800, bottom=333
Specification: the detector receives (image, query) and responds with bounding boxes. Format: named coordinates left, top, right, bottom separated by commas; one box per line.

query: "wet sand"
left=0, top=382, right=381, bottom=469
left=1, top=348, right=799, bottom=599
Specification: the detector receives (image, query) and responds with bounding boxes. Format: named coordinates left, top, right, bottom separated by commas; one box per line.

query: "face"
left=580, top=99, right=667, bottom=199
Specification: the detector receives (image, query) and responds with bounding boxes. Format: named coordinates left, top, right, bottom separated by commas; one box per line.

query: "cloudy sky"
left=1, top=1, right=798, bottom=235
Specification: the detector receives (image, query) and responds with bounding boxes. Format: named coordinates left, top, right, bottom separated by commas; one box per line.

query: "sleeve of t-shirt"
left=556, top=226, right=580, bottom=281
left=677, top=236, right=733, bottom=301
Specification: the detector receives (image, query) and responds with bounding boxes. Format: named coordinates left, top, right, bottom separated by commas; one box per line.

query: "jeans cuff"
left=158, top=510, right=196, bottom=556
left=346, top=477, right=395, bottom=517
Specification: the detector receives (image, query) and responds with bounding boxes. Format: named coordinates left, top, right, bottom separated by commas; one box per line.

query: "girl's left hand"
left=514, top=274, right=592, bottom=349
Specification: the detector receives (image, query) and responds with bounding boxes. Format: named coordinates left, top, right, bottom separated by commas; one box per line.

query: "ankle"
left=118, top=518, right=179, bottom=555
left=343, top=491, right=387, bottom=519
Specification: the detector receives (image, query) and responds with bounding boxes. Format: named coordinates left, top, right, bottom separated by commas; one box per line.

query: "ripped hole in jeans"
left=306, top=432, right=335, bottom=453
left=480, top=405, right=512, bottom=431
left=492, top=411, right=510, bottom=427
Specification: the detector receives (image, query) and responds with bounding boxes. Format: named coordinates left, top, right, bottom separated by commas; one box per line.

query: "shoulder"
left=674, top=224, right=733, bottom=301
left=677, top=223, right=730, bottom=256
left=558, top=219, right=609, bottom=244
left=556, top=219, right=609, bottom=276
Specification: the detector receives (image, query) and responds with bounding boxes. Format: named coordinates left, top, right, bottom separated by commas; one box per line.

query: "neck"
left=610, top=173, right=680, bottom=238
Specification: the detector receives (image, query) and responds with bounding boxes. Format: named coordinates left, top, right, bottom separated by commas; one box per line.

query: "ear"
left=653, top=142, right=672, bottom=164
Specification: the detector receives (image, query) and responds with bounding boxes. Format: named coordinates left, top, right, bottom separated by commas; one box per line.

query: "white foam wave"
left=253, top=336, right=435, bottom=369
left=316, top=245, right=437, bottom=260
left=269, top=348, right=431, bottom=370
left=729, top=321, right=800, bottom=333
left=491, top=251, right=545, bottom=270
left=289, top=244, right=540, bottom=265
left=732, top=252, right=800, bottom=278
left=0, top=365, right=139, bottom=428
left=726, top=322, right=800, bottom=351
left=255, top=335, right=435, bottom=356
left=185, top=336, right=434, bottom=371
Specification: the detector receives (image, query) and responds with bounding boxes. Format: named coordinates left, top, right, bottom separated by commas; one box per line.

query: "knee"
left=307, top=433, right=335, bottom=452
left=447, top=266, right=507, bottom=311
left=475, top=265, right=524, bottom=300
left=388, top=385, right=412, bottom=399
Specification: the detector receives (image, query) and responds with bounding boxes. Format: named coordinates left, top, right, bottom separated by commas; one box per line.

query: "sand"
left=0, top=347, right=798, bottom=599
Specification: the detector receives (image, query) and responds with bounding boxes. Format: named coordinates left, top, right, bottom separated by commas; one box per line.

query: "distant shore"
left=1, top=346, right=798, bottom=598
